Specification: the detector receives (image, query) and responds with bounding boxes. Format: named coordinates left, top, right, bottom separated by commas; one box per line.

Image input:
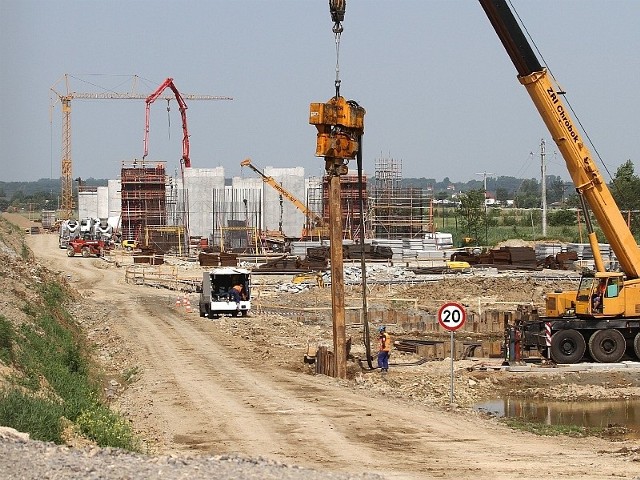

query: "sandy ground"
left=25, top=234, right=640, bottom=480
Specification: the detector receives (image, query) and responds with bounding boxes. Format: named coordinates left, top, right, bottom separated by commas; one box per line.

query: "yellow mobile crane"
left=480, top=0, right=640, bottom=363
left=240, top=158, right=327, bottom=239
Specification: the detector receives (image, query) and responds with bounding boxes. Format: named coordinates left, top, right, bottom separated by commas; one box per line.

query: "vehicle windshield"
left=577, top=277, right=597, bottom=302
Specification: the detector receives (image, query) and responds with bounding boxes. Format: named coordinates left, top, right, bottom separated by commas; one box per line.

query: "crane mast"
left=479, top=0, right=640, bottom=280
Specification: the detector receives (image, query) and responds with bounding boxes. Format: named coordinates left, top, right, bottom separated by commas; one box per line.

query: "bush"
left=77, top=406, right=139, bottom=451
left=0, top=389, right=64, bottom=443
left=1, top=279, right=140, bottom=450
left=0, top=315, right=13, bottom=364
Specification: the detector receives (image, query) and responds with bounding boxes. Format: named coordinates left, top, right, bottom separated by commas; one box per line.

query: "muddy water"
left=474, top=397, right=640, bottom=439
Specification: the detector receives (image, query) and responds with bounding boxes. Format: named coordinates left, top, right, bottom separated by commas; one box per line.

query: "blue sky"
left=1, top=0, right=639, bottom=184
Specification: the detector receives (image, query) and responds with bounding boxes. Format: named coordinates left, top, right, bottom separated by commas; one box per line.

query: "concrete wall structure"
left=78, top=191, right=98, bottom=220
left=107, top=180, right=121, bottom=218
left=97, top=187, right=109, bottom=219
left=263, top=166, right=305, bottom=238
left=182, top=167, right=225, bottom=238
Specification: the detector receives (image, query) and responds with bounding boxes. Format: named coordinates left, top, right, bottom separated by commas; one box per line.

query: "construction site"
left=3, top=1, right=640, bottom=479
left=71, top=155, right=434, bottom=255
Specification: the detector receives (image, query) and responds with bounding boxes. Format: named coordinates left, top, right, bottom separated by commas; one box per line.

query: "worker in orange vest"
left=377, top=325, right=391, bottom=373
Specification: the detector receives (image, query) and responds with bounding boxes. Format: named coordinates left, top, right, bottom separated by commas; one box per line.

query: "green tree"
left=546, top=176, right=565, bottom=204
left=611, top=160, right=640, bottom=210
left=610, top=159, right=640, bottom=235
left=456, top=189, right=485, bottom=244
left=514, top=179, right=540, bottom=208
left=495, top=187, right=510, bottom=203
left=548, top=209, right=577, bottom=226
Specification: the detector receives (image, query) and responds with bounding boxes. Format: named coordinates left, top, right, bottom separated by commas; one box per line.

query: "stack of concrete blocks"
left=535, top=242, right=564, bottom=260
left=567, top=242, right=615, bottom=270
left=290, top=240, right=326, bottom=257
left=402, top=238, right=422, bottom=259
left=181, top=167, right=225, bottom=238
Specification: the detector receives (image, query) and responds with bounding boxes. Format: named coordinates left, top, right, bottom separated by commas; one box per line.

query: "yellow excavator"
left=480, top=0, right=640, bottom=363
left=240, top=158, right=328, bottom=239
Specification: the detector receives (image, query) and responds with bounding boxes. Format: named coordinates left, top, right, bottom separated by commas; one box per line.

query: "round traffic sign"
left=438, top=302, right=466, bottom=331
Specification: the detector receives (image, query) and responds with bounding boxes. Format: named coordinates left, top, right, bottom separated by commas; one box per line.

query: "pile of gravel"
left=0, top=428, right=385, bottom=480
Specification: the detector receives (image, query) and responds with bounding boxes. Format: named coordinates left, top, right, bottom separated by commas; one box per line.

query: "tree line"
left=455, top=160, right=640, bottom=240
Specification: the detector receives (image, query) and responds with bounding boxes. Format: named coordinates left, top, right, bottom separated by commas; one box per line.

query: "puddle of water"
left=474, top=397, right=640, bottom=439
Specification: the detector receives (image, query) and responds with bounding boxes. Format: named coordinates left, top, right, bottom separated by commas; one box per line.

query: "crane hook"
left=329, top=0, right=345, bottom=33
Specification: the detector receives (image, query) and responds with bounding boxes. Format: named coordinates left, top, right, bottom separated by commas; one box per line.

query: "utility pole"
left=540, top=139, right=547, bottom=237
left=475, top=171, right=494, bottom=246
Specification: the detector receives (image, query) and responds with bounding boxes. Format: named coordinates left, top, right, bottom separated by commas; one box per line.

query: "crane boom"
left=479, top=0, right=640, bottom=280
left=240, top=158, right=324, bottom=228
left=143, top=78, right=191, bottom=167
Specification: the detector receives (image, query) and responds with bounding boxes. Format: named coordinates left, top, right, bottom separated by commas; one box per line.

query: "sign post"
left=437, top=302, right=467, bottom=405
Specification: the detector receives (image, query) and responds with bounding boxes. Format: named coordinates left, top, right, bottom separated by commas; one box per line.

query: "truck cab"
left=199, top=267, right=251, bottom=318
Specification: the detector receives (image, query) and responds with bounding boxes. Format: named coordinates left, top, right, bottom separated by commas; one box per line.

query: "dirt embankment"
left=2, top=227, right=640, bottom=479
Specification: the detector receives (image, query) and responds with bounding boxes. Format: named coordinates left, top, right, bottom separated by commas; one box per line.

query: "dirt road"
left=27, top=235, right=640, bottom=480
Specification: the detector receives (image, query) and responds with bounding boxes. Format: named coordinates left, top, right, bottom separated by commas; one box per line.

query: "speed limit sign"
left=438, top=302, right=466, bottom=331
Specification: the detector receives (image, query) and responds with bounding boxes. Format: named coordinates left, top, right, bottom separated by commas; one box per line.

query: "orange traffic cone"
left=175, top=297, right=182, bottom=307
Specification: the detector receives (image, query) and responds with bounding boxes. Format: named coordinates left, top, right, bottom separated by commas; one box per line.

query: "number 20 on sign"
left=438, top=302, right=466, bottom=331
left=438, top=302, right=466, bottom=404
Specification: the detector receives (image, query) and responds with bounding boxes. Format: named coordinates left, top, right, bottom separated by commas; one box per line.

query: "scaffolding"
left=144, top=225, right=186, bottom=255
left=306, top=176, right=324, bottom=229
left=120, top=160, right=169, bottom=243
left=369, top=156, right=431, bottom=239
left=321, top=174, right=367, bottom=240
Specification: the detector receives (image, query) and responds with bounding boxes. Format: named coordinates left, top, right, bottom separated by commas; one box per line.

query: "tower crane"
left=50, top=74, right=232, bottom=219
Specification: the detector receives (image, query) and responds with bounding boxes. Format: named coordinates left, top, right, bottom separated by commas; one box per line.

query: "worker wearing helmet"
left=377, top=326, right=391, bottom=373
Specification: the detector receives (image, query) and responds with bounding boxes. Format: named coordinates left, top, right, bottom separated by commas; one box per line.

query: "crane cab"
left=574, top=272, right=625, bottom=317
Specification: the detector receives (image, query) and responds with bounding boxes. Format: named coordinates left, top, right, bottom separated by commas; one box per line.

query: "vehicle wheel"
left=634, top=333, right=640, bottom=360
left=589, top=329, right=626, bottom=363
left=550, top=329, right=586, bottom=364
left=241, top=310, right=248, bottom=317
left=66, top=246, right=75, bottom=257
left=231, top=311, right=240, bottom=317
left=81, top=247, right=91, bottom=258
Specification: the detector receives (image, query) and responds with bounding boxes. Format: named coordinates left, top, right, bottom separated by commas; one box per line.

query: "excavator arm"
left=143, top=77, right=191, bottom=168
left=479, top=0, right=640, bottom=280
